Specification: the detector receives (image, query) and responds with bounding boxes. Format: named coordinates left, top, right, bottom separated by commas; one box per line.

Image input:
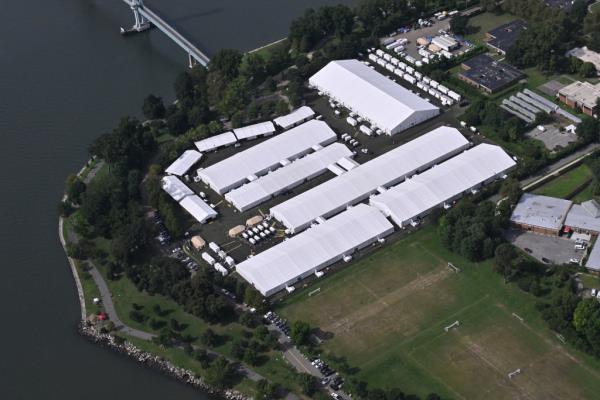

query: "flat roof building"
left=236, top=204, right=394, bottom=296
left=586, top=239, right=600, bottom=272
left=558, top=80, right=600, bottom=116
left=273, top=106, right=315, bottom=130
left=165, top=150, right=203, bottom=176
left=370, top=144, right=516, bottom=227
left=567, top=47, right=600, bottom=72
left=565, top=200, right=600, bottom=235
left=510, top=193, right=573, bottom=235
left=485, top=20, right=527, bottom=55
left=271, top=126, right=469, bottom=233
left=198, top=120, right=337, bottom=194
left=431, top=36, right=459, bottom=52
left=309, top=59, right=439, bottom=135
left=459, top=54, right=525, bottom=94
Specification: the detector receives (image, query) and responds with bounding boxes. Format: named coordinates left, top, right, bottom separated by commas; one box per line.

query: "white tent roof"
left=236, top=204, right=394, bottom=296
left=233, top=121, right=276, bottom=140
left=198, top=120, right=337, bottom=194
left=195, top=132, right=238, bottom=152
left=273, top=106, right=316, bottom=130
left=161, top=176, right=194, bottom=202
left=271, top=126, right=469, bottom=233
left=370, top=144, right=516, bottom=226
left=165, top=150, right=203, bottom=176
left=225, top=143, right=353, bottom=211
left=309, top=60, right=439, bottom=135
left=179, top=195, right=217, bottom=224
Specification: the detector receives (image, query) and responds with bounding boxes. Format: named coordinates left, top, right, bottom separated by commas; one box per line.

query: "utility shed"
left=225, top=143, right=353, bottom=212
left=309, top=59, right=439, bottom=135
left=195, top=132, right=238, bottom=152
left=197, top=120, right=337, bottom=194
left=564, top=200, right=600, bottom=235
left=370, top=144, right=516, bottom=227
left=165, top=150, right=203, bottom=176
left=273, top=106, right=316, bottom=130
left=179, top=195, right=217, bottom=224
left=161, top=176, right=194, bottom=202
left=510, top=193, right=573, bottom=235
left=233, top=121, right=276, bottom=140
left=271, top=126, right=469, bottom=233
left=236, top=204, right=394, bottom=296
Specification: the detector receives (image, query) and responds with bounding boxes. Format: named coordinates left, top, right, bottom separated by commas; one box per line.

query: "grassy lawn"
left=277, top=226, right=600, bottom=399
left=579, top=273, right=600, bottom=290
left=572, top=183, right=596, bottom=203
left=534, top=164, right=593, bottom=199
left=464, top=12, right=519, bottom=45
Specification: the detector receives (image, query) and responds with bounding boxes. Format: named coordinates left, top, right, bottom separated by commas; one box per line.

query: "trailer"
left=359, top=125, right=373, bottom=136
left=377, top=58, right=386, bottom=67
left=414, top=71, right=423, bottom=81
left=405, top=66, right=415, bottom=75
left=429, top=80, right=439, bottom=89
left=448, top=90, right=461, bottom=102
left=383, top=53, right=392, bottom=61
left=346, top=117, right=358, bottom=127
left=437, top=85, right=449, bottom=95
left=422, top=76, right=431, bottom=84
left=385, top=63, right=395, bottom=72
left=375, top=49, right=385, bottom=57
left=390, top=57, right=399, bottom=66
left=404, top=74, right=416, bottom=85
left=368, top=53, right=378, bottom=63
left=202, top=252, right=216, bottom=266
left=394, top=68, right=404, bottom=77
left=398, top=61, right=407, bottom=70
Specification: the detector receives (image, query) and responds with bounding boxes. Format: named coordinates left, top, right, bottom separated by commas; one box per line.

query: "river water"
left=0, top=0, right=351, bottom=398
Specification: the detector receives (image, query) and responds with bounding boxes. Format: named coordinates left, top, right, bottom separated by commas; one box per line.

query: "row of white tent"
left=237, top=134, right=515, bottom=297
left=164, top=107, right=316, bottom=177
left=270, top=126, right=470, bottom=233
left=197, top=120, right=337, bottom=194
left=161, top=176, right=217, bottom=224
left=225, top=142, right=354, bottom=211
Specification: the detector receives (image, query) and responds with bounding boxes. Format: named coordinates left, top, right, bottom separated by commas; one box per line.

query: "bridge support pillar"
left=130, top=0, right=150, bottom=32
left=188, top=54, right=199, bottom=69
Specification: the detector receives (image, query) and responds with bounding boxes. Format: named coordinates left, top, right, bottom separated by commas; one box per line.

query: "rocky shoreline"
left=79, top=323, right=250, bottom=400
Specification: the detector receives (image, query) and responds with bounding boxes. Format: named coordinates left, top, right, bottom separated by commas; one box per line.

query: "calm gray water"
left=0, top=0, right=351, bottom=398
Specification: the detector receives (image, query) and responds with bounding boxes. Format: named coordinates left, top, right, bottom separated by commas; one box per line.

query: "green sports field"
left=533, top=164, right=593, bottom=199
left=277, top=226, right=600, bottom=399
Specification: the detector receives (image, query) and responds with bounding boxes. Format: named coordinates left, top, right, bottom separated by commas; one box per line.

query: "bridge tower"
left=129, top=0, right=150, bottom=32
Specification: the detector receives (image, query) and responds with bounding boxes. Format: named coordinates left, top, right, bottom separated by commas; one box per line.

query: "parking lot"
left=382, top=19, right=451, bottom=60
left=505, top=230, right=584, bottom=265
left=525, top=124, right=577, bottom=151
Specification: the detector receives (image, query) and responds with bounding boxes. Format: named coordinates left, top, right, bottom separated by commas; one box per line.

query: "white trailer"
left=422, top=76, right=431, bottom=84
left=202, top=252, right=216, bottom=266
left=398, top=61, right=407, bottom=70
left=394, top=68, right=404, bottom=77
left=390, top=57, right=399, bottom=66
left=383, top=53, right=392, bottom=61
left=359, top=125, right=373, bottom=136
left=429, top=80, right=439, bottom=89
left=406, top=66, right=415, bottom=75
left=437, top=85, right=449, bottom=95
left=346, top=117, right=358, bottom=127
left=368, top=53, right=378, bottom=63
left=448, top=91, right=462, bottom=102
left=385, top=63, right=395, bottom=72
left=404, top=74, right=416, bottom=85
left=421, top=57, right=430, bottom=64
left=375, top=49, right=385, bottom=57
left=405, top=55, right=416, bottom=64
left=414, top=71, right=423, bottom=81
left=377, top=58, right=386, bottom=67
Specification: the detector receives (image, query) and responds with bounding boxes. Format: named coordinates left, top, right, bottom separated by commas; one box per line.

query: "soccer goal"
left=508, top=368, right=521, bottom=379
left=447, top=262, right=461, bottom=273
left=444, top=320, right=460, bottom=332
left=308, top=287, right=321, bottom=297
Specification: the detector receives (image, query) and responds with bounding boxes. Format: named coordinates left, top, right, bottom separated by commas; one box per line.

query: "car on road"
left=331, top=393, right=340, bottom=400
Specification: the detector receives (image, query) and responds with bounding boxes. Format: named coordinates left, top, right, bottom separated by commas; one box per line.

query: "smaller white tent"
left=161, top=176, right=194, bottom=202
left=273, top=106, right=316, bottom=130
left=195, top=132, right=238, bottom=152
left=179, top=195, right=217, bottom=224
left=165, top=150, right=203, bottom=176
left=233, top=121, right=276, bottom=140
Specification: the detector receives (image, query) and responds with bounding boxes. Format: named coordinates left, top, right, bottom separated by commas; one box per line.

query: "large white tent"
left=165, top=150, right=203, bottom=176
left=225, top=143, right=352, bottom=211
left=370, top=144, right=516, bottom=227
left=161, top=176, right=194, bottom=202
left=309, top=59, right=439, bottom=135
left=195, top=132, right=238, bottom=152
left=179, top=195, right=218, bottom=224
left=273, top=106, right=315, bottom=130
left=270, top=126, right=469, bottom=233
left=198, top=120, right=337, bottom=194
left=233, top=121, right=276, bottom=140
left=236, top=204, right=394, bottom=296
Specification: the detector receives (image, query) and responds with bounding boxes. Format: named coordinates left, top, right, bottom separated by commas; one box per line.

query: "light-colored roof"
left=179, top=195, right=217, bottom=224
left=165, top=150, right=203, bottom=176
left=586, top=240, right=600, bottom=271
left=370, top=144, right=516, bottom=226
left=510, top=193, right=572, bottom=231
left=233, top=121, right=276, bottom=140
left=565, top=201, right=600, bottom=233
left=161, top=176, right=194, bottom=202
left=271, top=126, right=469, bottom=233
left=191, top=236, right=206, bottom=249
left=558, top=80, right=600, bottom=109
left=273, top=106, right=315, bottom=129
left=308, top=60, right=439, bottom=135
left=195, top=132, right=238, bottom=152
left=198, top=120, right=337, bottom=194
left=246, top=215, right=263, bottom=226
left=567, top=46, right=600, bottom=71
left=225, top=143, right=353, bottom=211
left=236, top=204, right=394, bottom=296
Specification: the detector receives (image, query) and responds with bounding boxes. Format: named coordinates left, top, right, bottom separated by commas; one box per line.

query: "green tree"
left=450, top=15, right=469, bottom=35
left=576, top=117, right=599, bottom=144
left=142, top=94, right=166, bottom=120
left=290, top=320, right=311, bottom=346
left=297, top=373, right=317, bottom=395
left=65, top=174, right=86, bottom=205
left=205, top=356, right=234, bottom=389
